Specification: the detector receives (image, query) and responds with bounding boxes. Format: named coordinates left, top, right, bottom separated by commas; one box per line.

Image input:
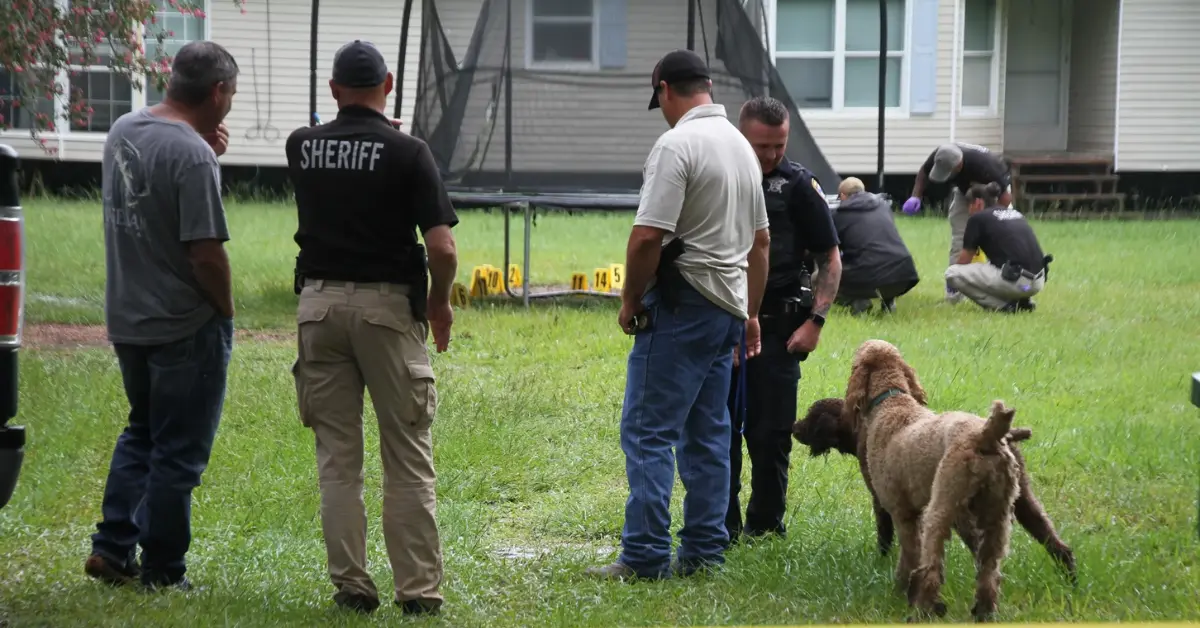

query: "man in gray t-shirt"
left=103, top=108, right=230, bottom=344
left=86, top=41, right=240, bottom=593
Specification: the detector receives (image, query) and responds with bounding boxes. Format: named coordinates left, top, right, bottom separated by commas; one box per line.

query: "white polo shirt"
left=634, top=103, right=769, bottom=320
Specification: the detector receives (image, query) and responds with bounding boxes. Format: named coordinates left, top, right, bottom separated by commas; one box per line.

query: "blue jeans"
left=618, top=281, right=744, bottom=577
left=91, top=315, right=234, bottom=585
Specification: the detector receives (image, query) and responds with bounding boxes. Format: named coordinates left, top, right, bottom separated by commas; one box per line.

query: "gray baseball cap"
left=928, top=143, right=964, bottom=183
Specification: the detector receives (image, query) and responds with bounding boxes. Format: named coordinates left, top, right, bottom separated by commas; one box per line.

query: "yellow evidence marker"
left=594, top=267, right=613, bottom=293
left=507, top=264, right=523, bottom=289
left=486, top=267, right=504, bottom=295
left=609, top=263, right=625, bottom=291
left=469, top=265, right=489, bottom=298
left=450, top=282, right=470, bottom=308
left=570, top=272, right=589, bottom=291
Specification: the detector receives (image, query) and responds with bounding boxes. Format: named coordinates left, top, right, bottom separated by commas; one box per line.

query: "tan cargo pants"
left=292, top=279, right=443, bottom=606
left=944, top=262, right=1045, bottom=310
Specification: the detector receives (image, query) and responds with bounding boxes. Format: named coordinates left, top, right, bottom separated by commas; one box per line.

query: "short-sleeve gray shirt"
left=634, top=104, right=768, bottom=320
left=102, top=108, right=230, bottom=345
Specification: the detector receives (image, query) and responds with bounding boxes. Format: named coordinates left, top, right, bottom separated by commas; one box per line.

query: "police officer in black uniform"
left=725, top=96, right=842, bottom=542
left=284, top=40, right=459, bottom=615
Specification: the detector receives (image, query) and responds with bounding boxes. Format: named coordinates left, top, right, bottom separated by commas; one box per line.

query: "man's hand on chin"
left=203, top=122, right=229, bottom=157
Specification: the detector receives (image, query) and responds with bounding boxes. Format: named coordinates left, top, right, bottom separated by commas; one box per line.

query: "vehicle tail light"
left=0, top=144, right=22, bottom=349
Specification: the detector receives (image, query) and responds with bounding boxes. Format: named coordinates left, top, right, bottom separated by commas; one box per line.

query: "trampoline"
left=448, top=191, right=640, bottom=307
left=305, top=0, right=891, bottom=307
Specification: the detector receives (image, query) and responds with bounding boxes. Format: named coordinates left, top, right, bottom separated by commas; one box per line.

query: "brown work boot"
left=84, top=553, right=140, bottom=587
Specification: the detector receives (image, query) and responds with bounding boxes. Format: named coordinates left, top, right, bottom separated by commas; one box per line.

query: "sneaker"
left=945, top=288, right=964, bottom=304
left=583, top=562, right=666, bottom=581
left=1016, top=298, right=1037, bottom=312
left=396, top=598, right=442, bottom=616
left=881, top=298, right=897, bottom=313
left=84, top=553, right=140, bottom=587
left=333, top=591, right=381, bottom=614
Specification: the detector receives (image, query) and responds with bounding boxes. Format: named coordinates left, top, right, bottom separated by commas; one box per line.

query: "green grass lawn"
left=3, top=198, right=1199, bottom=626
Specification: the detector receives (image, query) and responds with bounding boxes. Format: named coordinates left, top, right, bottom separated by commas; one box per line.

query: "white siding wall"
left=434, top=0, right=1004, bottom=176
left=1067, top=0, right=1117, bottom=153
left=1115, top=0, right=1200, bottom=170
left=0, top=0, right=425, bottom=168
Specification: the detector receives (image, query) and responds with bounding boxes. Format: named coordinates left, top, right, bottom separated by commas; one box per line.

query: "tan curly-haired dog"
left=792, top=397, right=1076, bottom=585
left=841, top=339, right=1024, bottom=621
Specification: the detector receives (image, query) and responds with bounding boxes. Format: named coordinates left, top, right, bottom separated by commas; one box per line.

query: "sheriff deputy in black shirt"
left=283, top=39, right=459, bottom=616
left=726, top=96, right=842, bottom=542
left=903, top=142, right=1012, bottom=302
left=945, top=182, right=1050, bottom=313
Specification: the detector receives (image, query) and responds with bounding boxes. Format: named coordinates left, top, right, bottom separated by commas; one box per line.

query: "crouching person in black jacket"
left=831, top=177, right=919, bottom=315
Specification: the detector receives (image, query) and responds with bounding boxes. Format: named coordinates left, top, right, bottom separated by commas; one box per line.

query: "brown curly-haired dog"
left=793, top=397, right=1076, bottom=585
left=840, top=339, right=1025, bottom=621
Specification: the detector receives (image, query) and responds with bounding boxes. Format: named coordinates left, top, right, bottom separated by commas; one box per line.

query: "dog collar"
left=868, top=388, right=907, bottom=411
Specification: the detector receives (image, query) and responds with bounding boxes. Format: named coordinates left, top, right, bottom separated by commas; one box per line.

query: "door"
left=1004, top=0, right=1071, bottom=152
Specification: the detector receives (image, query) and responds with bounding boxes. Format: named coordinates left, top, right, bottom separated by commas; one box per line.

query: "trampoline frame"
left=451, top=193, right=642, bottom=307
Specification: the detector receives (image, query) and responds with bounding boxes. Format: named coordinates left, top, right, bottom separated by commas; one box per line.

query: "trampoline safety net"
left=410, top=0, right=842, bottom=198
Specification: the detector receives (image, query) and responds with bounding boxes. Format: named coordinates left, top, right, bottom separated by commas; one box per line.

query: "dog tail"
left=977, top=400, right=1017, bottom=454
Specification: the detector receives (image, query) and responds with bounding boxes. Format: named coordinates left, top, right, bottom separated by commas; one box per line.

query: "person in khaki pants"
left=283, top=40, right=459, bottom=616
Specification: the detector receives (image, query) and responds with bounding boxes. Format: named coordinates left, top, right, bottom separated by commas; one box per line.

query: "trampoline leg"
left=523, top=202, right=532, bottom=309
left=503, top=203, right=517, bottom=300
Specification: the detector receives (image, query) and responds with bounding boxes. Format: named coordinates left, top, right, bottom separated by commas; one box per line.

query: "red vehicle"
left=0, top=144, right=25, bottom=509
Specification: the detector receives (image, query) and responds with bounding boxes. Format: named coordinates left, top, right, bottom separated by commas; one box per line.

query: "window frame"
left=524, top=0, right=601, bottom=71
left=0, top=0, right=210, bottom=141
left=959, top=0, right=1003, bottom=117
left=769, top=0, right=914, bottom=118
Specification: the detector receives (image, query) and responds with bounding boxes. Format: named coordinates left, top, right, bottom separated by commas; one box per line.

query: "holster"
left=1000, top=261, right=1041, bottom=283
left=654, top=237, right=687, bottom=309
left=293, top=256, right=304, bottom=295
left=408, top=245, right=429, bottom=323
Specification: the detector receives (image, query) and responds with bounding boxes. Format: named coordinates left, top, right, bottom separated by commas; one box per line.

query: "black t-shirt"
left=962, top=206, right=1045, bottom=272
left=285, top=106, right=459, bottom=284
left=762, top=159, right=840, bottom=291
left=920, top=142, right=1011, bottom=194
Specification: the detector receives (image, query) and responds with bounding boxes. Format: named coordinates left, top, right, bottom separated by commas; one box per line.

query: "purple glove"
left=902, top=197, right=922, bottom=215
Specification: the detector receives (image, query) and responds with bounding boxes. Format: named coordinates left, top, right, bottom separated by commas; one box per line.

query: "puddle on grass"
left=493, top=544, right=616, bottom=561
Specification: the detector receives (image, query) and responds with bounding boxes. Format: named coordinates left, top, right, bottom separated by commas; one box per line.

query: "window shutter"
left=909, top=0, right=940, bottom=115
left=598, top=0, right=628, bottom=69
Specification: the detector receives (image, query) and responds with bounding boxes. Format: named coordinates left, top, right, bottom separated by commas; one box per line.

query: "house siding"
left=1067, top=0, right=1118, bottom=153
left=0, top=0, right=425, bottom=168
left=1115, top=0, right=1200, bottom=170
left=434, top=0, right=1004, bottom=177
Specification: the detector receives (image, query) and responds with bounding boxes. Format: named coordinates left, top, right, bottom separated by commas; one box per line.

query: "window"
left=774, top=0, right=907, bottom=111
left=961, top=0, right=998, bottom=109
left=68, top=70, right=133, bottom=132
left=0, top=70, right=56, bottom=131
left=528, top=0, right=597, bottom=67
left=66, top=1, right=135, bottom=133
left=144, top=0, right=208, bottom=105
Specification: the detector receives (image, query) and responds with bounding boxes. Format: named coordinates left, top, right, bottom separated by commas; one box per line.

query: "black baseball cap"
left=648, top=49, right=711, bottom=110
left=332, top=40, right=388, bottom=88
